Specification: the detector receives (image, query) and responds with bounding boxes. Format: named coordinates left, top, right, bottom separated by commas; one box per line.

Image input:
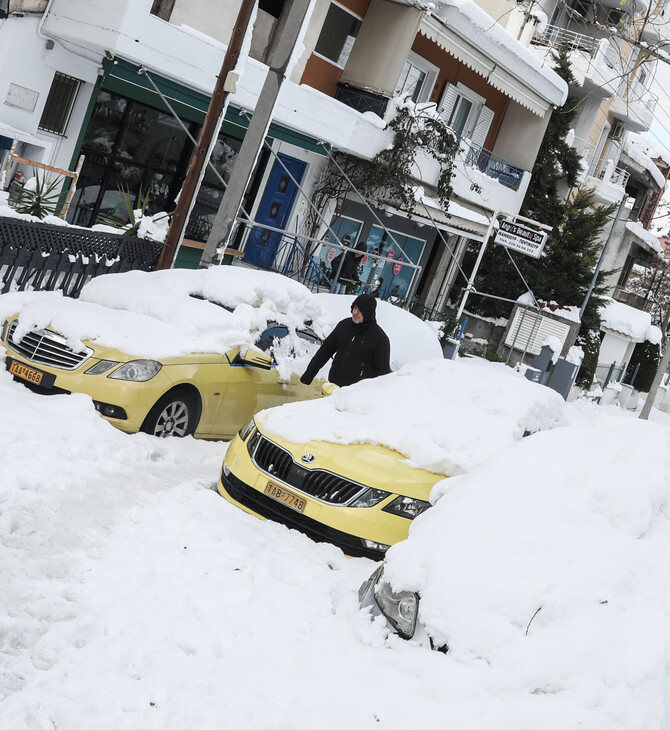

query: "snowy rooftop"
left=625, top=219, right=664, bottom=258
left=424, top=0, right=568, bottom=112
left=623, top=134, right=667, bottom=189
left=600, top=297, right=662, bottom=344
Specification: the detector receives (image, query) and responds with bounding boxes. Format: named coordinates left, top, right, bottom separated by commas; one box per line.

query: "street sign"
left=495, top=217, right=547, bottom=259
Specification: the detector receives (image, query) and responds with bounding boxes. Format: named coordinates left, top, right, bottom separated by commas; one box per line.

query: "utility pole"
left=639, top=306, right=670, bottom=420
left=200, top=0, right=312, bottom=267
left=156, top=0, right=257, bottom=270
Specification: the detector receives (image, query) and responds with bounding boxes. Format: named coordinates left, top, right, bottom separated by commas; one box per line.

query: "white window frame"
left=394, top=52, right=440, bottom=104
left=313, top=1, right=363, bottom=70
left=439, top=82, right=487, bottom=140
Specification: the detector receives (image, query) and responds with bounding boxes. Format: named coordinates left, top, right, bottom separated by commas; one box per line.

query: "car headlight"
left=349, top=488, right=390, bottom=508
left=107, top=360, right=162, bottom=382
left=239, top=418, right=256, bottom=441
left=374, top=570, right=419, bottom=640
left=85, top=359, right=119, bottom=375
left=382, top=496, right=431, bottom=520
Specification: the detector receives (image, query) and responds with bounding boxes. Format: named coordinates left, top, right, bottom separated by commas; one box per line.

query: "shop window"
left=314, top=3, right=362, bottom=68
left=38, top=72, right=81, bottom=136
left=395, top=53, right=438, bottom=103
left=363, top=226, right=425, bottom=300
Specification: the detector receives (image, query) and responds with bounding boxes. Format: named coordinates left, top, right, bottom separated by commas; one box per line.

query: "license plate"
left=8, top=359, right=45, bottom=386
left=264, top=481, right=306, bottom=513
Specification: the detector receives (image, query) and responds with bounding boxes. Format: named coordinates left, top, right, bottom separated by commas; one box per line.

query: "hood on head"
left=352, top=293, right=376, bottom=323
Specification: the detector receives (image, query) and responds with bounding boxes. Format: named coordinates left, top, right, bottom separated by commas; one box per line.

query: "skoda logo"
left=301, top=453, right=315, bottom=464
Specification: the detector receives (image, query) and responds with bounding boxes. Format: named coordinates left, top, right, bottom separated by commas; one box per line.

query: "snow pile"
left=384, top=415, right=670, bottom=728
left=626, top=219, right=664, bottom=257
left=600, top=297, right=662, bottom=344
left=624, top=133, right=667, bottom=189
left=258, top=357, right=567, bottom=477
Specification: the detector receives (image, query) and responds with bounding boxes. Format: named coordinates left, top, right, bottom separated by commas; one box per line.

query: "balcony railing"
left=462, top=140, right=526, bottom=191
left=531, top=25, right=599, bottom=55
left=335, top=83, right=389, bottom=118
left=597, top=165, right=630, bottom=188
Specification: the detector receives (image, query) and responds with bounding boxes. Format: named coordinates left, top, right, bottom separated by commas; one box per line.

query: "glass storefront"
left=361, top=225, right=425, bottom=299
left=67, top=90, right=241, bottom=242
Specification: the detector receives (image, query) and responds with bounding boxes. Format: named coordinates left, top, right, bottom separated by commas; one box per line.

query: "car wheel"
left=141, top=390, right=196, bottom=438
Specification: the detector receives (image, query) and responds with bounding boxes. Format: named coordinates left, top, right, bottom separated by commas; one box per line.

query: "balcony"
left=610, top=88, right=658, bottom=133
left=584, top=160, right=629, bottom=204
left=531, top=27, right=619, bottom=98
left=462, top=140, right=525, bottom=191
left=335, top=83, right=389, bottom=118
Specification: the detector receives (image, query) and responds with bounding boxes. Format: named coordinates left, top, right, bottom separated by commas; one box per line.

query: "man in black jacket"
left=300, top=293, right=391, bottom=387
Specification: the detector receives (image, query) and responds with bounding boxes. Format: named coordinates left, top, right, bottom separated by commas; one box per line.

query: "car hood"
left=257, top=428, right=444, bottom=500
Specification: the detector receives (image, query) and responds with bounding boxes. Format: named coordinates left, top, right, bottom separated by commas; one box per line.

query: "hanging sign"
left=393, top=259, right=403, bottom=275
left=495, top=218, right=547, bottom=259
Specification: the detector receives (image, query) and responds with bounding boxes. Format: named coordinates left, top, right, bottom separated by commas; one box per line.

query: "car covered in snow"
left=0, top=268, right=328, bottom=438
left=218, top=358, right=567, bottom=559
left=356, top=414, right=670, bottom=725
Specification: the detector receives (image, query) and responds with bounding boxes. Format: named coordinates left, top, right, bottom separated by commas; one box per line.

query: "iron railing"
left=462, top=140, right=525, bottom=191
left=335, top=83, right=389, bottom=117
left=0, top=216, right=162, bottom=297
left=531, top=25, right=599, bottom=55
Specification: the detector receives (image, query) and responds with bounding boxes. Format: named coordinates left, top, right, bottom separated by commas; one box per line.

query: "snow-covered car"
left=357, top=415, right=670, bottom=728
left=0, top=268, right=329, bottom=438
left=219, top=358, right=567, bottom=559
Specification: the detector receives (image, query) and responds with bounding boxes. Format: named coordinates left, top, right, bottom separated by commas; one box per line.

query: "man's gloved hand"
left=300, top=373, right=311, bottom=385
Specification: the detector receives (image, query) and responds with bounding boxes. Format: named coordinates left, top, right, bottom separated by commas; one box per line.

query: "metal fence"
left=0, top=216, right=162, bottom=297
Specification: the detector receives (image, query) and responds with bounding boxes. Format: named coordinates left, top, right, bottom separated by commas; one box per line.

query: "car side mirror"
left=321, top=382, right=338, bottom=397
left=241, top=348, right=273, bottom=370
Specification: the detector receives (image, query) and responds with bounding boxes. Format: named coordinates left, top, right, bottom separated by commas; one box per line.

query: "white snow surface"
left=623, top=133, right=667, bottom=189
left=3, top=351, right=670, bottom=728
left=258, top=358, right=566, bottom=476
left=600, top=297, right=662, bottom=344
left=626, top=219, right=664, bottom=257
left=384, top=414, right=670, bottom=729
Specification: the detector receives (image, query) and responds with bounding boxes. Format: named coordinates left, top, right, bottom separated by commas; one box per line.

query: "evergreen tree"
left=465, top=46, right=612, bottom=329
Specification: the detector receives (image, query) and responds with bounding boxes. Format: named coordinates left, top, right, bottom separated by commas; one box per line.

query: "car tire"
left=141, top=389, right=197, bottom=438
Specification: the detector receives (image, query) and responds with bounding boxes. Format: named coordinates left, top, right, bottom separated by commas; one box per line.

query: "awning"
left=419, top=11, right=567, bottom=116
left=382, top=196, right=489, bottom=241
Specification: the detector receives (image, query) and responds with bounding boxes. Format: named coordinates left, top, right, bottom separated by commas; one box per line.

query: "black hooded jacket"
left=301, top=294, right=391, bottom=387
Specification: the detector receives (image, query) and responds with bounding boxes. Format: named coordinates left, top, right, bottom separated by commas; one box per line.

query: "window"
left=439, top=83, right=493, bottom=145
left=314, top=3, right=361, bottom=68
left=38, top=72, right=81, bottom=136
left=395, top=53, right=439, bottom=103
left=256, top=325, right=289, bottom=352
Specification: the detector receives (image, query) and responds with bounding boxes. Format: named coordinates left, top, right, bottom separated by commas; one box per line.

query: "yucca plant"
left=13, top=168, right=64, bottom=219
left=98, top=185, right=171, bottom=240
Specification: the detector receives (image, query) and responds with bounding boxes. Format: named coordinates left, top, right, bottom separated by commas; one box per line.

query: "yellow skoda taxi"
left=219, top=417, right=443, bottom=560
left=218, top=358, right=568, bottom=559
left=0, top=267, right=326, bottom=439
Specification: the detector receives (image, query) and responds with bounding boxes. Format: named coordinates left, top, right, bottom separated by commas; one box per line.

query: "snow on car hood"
left=257, top=357, right=567, bottom=477
left=0, top=268, right=327, bottom=361
left=382, top=415, right=670, bottom=729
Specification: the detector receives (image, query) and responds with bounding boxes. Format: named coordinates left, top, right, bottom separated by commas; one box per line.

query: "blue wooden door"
left=244, top=154, right=306, bottom=268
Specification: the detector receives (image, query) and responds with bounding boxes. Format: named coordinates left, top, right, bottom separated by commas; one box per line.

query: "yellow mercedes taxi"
left=1, top=267, right=326, bottom=439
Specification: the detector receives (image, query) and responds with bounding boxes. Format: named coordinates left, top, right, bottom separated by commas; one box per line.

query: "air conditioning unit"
left=610, top=121, right=625, bottom=141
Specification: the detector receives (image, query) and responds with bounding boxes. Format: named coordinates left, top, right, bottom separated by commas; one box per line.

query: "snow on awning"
left=625, top=220, right=665, bottom=260
left=600, top=298, right=661, bottom=344
left=420, top=2, right=567, bottom=116
left=384, top=193, right=489, bottom=240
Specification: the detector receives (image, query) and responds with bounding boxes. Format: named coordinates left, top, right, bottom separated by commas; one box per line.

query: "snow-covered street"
left=3, top=356, right=670, bottom=729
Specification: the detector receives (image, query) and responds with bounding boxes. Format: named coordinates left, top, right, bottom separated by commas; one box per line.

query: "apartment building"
left=0, top=0, right=566, bottom=304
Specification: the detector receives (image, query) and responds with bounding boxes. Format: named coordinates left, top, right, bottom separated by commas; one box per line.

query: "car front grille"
left=7, top=321, right=93, bottom=370
left=248, top=431, right=366, bottom=505
left=219, top=470, right=383, bottom=560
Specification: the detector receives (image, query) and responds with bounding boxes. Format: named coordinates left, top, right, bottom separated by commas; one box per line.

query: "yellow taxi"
left=218, top=417, right=442, bottom=560
left=1, top=267, right=326, bottom=438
